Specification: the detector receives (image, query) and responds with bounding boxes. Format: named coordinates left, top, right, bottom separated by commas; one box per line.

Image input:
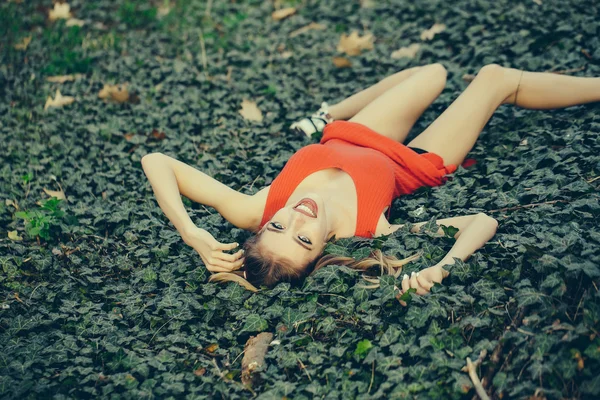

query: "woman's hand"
left=183, top=226, right=245, bottom=273
left=397, top=265, right=450, bottom=306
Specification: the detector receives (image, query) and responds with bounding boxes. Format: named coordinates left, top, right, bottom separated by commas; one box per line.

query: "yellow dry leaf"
left=272, top=7, right=296, bottom=21
left=337, top=31, right=374, bottom=56
left=332, top=56, right=352, bottom=68
left=5, top=199, right=19, bottom=210
left=289, top=22, right=326, bottom=38
left=14, top=36, right=32, bottom=51
left=46, top=74, right=84, bottom=83
left=420, top=23, right=446, bottom=41
left=44, top=89, right=75, bottom=111
left=66, top=18, right=85, bottom=27
left=43, top=188, right=67, bottom=201
left=239, top=99, right=263, bottom=122
left=8, top=231, right=23, bottom=241
left=49, top=3, right=72, bottom=21
left=98, top=84, right=130, bottom=103
left=360, top=0, right=375, bottom=8
left=391, top=43, right=421, bottom=59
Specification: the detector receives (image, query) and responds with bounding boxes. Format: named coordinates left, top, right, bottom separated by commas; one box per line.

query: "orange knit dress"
left=259, top=121, right=459, bottom=238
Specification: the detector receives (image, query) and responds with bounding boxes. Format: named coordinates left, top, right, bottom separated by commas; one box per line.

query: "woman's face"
left=259, top=194, right=329, bottom=267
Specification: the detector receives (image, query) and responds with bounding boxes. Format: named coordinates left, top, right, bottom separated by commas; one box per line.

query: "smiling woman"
left=143, top=63, right=600, bottom=296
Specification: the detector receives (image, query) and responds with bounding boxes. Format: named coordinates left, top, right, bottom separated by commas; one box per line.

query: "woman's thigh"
left=348, top=63, right=448, bottom=144
left=407, top=64, right=521, bottom=166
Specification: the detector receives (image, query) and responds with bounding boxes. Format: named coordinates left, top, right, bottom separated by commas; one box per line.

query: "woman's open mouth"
left=293, top=198, right=318, bottom=218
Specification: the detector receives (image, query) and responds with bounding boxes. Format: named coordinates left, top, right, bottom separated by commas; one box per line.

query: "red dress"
left=259, top=121, right=458, bottom=238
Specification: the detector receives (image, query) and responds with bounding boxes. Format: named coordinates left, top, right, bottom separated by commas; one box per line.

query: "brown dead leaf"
left=332, top=56, right=352, bottom=68
left=46, top=74, right=84, bottom=83
left=14, top=36, right=32, bottom=51
left=43, top=188, right=67, bottom=201
left=289, top=22, right=326, bottom=38
left=391, top=43, right=421, bottom=59
left=124, top=133, right=135, bottom=141
left=98, top=84, right=130, bottom=103
left=239, top=99, right=263, bottom=122
left=420, top=23, right=446, bottom=41
left=205, top=344, right=219, bottom=353
left=49, top=2, right=72, bottom=21
left=337, top=31, right=374, bottom=56
left=193, top=367, right=206, bottom=376
left=150, top=129, right=166, bottom=141
left=272, top=7, right=296, bottom=21
left=44, top=89, right=75, bottom=111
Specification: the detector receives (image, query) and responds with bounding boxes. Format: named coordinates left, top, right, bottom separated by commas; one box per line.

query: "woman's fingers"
left=212, top=249, right=244, bottom=262
left=205, top=257, right=245, bottom=272
left=416, top=274, right=434, bottom=291
left=217, top=242, right=239, bottom=251
left=409, top=272, right=429, bottom=295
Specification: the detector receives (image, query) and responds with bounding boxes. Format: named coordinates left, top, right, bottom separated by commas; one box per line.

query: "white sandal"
left=289, top=101, right=334, bottom=138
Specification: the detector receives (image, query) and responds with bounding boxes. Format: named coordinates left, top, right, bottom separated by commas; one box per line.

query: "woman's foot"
left=289, top=102, right=334, bottom=138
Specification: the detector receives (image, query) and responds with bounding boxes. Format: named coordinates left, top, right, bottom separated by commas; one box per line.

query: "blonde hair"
left=209, top=232, right=421, bottom=292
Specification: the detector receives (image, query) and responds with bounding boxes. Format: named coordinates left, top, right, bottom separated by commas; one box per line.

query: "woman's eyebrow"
left=266, top=226, right=312, bottom=251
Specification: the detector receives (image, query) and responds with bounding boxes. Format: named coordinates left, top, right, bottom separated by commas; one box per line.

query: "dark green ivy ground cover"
left=1, top=0, right=600, bottom=398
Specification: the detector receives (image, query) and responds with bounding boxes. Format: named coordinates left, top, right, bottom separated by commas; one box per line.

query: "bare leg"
left=408, top=64, right=600, bottom=166
left=347, top=63, right=448, bottom=143
left=327, top=65, right=426, bottom=121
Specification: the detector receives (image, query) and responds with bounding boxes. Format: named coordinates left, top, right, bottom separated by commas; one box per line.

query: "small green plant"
left=119, top=0, right=158, bottom=29
left=15, top=197, right=65, bottom=240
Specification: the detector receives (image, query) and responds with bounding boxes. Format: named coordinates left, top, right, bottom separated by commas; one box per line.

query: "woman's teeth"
left=296, top=204, right=316, bottom=217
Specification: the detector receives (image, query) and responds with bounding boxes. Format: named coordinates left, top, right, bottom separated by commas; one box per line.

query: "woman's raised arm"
left=387, top=213, right=499, bottom=301
left=141, top=152, right=260, bottom=236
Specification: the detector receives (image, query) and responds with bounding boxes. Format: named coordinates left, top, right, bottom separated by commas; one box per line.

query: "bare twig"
left=546, top=65, right=586, bottom=75
left=204, top=0, right=213, bottom=18
left=297, top=358, right=312, bottom=382
left=368, top=360, right=375, bottom=394
left=488, top=199, right=567, bottom=213
left=466, top=357, right=491, bottom=400
left=198, top=31, right=209, bottom=80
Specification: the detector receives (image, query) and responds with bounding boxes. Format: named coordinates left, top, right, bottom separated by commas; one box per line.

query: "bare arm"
left=141, top=152, right=260, bottom=239
left=388, top=213, right=499, bottom=266
left=389, top=213, right=499, bottom=302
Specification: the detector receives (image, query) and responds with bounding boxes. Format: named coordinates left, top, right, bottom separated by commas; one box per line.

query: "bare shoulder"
left=245, top=185, right=270, bottom=231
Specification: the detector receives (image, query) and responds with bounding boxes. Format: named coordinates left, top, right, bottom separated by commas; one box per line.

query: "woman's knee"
left=477, top=64, right=504, bottom=80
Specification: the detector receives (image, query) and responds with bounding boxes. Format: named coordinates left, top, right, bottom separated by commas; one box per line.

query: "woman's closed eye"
left=270, top=222, right=312, bottom=245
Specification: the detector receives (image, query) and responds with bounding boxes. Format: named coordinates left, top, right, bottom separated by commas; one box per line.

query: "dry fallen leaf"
left=46, top=74, right=84, bottom=83
left=14, top=36, right=32, bottom=51
left=98, top=84, right=130, bottom=103
left=289, top=22, right=326, bottom=38
left=337, top=31, right=374, bottom=56
left=420, top=23, right=446, bottom=41
left=150, top=129, right=167, bottom=141
left=239, top=99, right=263, bottom=122
left=332, top=56, right=352, bottom=68
left=272, top=7, right=296, bottom=21
left=8, top=231, right=23, bottom=241
left=391, top=43, right=421, bottom=59
left=360, top=0, right=376, bottom=8
left=49, top=2, right=72, bottom=21
left=280, top=51, right=293, bottom=59
left=5, top=199, right=19, bottom=210
left=44, top=89, right=75, bottom=111
left=66, top=18, right=85, bottom=27
left=43, top=188, right=67, bottom=201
